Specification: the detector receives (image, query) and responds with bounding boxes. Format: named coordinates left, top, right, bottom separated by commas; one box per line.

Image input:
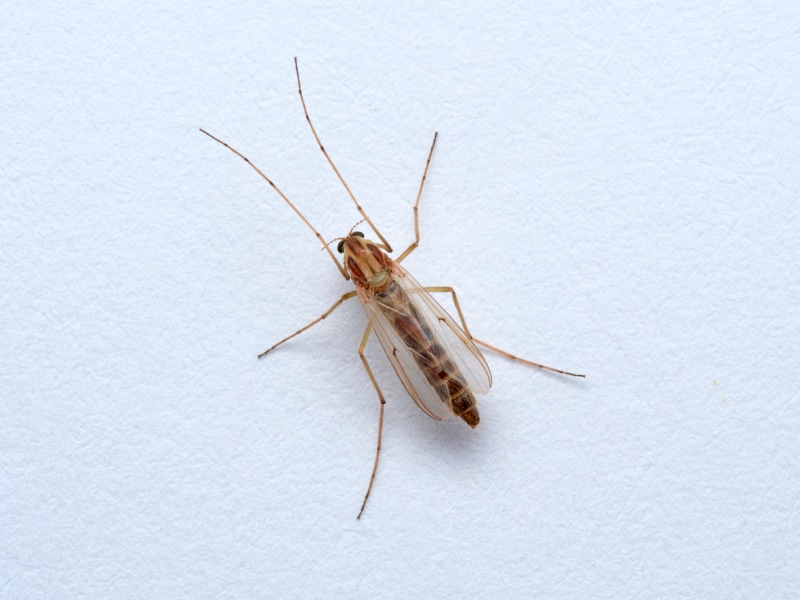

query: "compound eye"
left=336, top=240, right=345, bottom=253
left=352, top=231, right=364, bottom=239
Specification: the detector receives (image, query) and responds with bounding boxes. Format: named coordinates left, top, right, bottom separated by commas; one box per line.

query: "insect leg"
left=258, top=291, right=357, bottom=358
left=395, top=131, right=438, bottom=265
left=199, top=128, right=348, bottom=279
left=293, top=58, right=392, bottom=252
left=355, top=323, right=386, bottom=520
left=423, top=286, right=586, bottom=378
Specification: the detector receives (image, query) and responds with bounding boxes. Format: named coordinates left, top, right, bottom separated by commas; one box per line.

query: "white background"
left=2, top=1, right=799, bottom=598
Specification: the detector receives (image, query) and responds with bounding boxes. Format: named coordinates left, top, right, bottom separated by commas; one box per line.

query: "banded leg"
left=258, top=291, right=357, bottom=358
left=355, top=323, right=386, bottom=520
left=199, top=127, right=348, bottom=278
left=294, top=58, right=391, bottom=252
left=424, top=286, right=585, bottom=378
left=395, top=131, right=439, bottom=265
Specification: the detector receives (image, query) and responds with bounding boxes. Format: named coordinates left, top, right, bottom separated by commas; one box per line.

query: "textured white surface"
left=2, top=1, right=799, bottom=598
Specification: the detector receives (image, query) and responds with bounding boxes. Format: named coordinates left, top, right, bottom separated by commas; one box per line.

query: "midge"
left=201, top=58, right=584, bottom=519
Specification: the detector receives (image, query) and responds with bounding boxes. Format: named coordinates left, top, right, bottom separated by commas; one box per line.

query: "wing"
left=357, top=264, right=492, bottom=421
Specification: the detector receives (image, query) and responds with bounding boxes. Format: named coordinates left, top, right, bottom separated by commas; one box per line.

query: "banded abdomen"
left=375, top=281, right=480, bottom=428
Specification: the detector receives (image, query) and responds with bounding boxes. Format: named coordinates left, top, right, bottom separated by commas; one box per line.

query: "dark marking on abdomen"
left=377, top=282, right=480, bottom=428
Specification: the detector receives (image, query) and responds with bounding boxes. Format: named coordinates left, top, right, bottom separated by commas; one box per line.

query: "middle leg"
left=258, top=290, right=357, bottom=358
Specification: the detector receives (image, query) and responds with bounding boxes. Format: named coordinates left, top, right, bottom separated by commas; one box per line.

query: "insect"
left=201, top=58, right=584, bottom=519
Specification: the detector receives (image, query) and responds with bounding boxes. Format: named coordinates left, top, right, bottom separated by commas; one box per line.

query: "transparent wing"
left=358, top=264, right=492, bottom=421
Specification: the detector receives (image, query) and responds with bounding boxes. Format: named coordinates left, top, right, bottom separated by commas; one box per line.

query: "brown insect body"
left=201, top=58, right=584, bottom=519
left=342, top=233, right=480, bottom=428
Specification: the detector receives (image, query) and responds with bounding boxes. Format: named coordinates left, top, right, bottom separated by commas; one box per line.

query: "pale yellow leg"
left=395, top=131, right=439, bottom=264
left=199, top=127, right=348, bottom=279
left=258, top=291, right=358, bottom=358
left=355, top=323, right=386, bottom=520
left=423, top=286, right=585, bottom=378
left=294, top=58, right=392, bottom=252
